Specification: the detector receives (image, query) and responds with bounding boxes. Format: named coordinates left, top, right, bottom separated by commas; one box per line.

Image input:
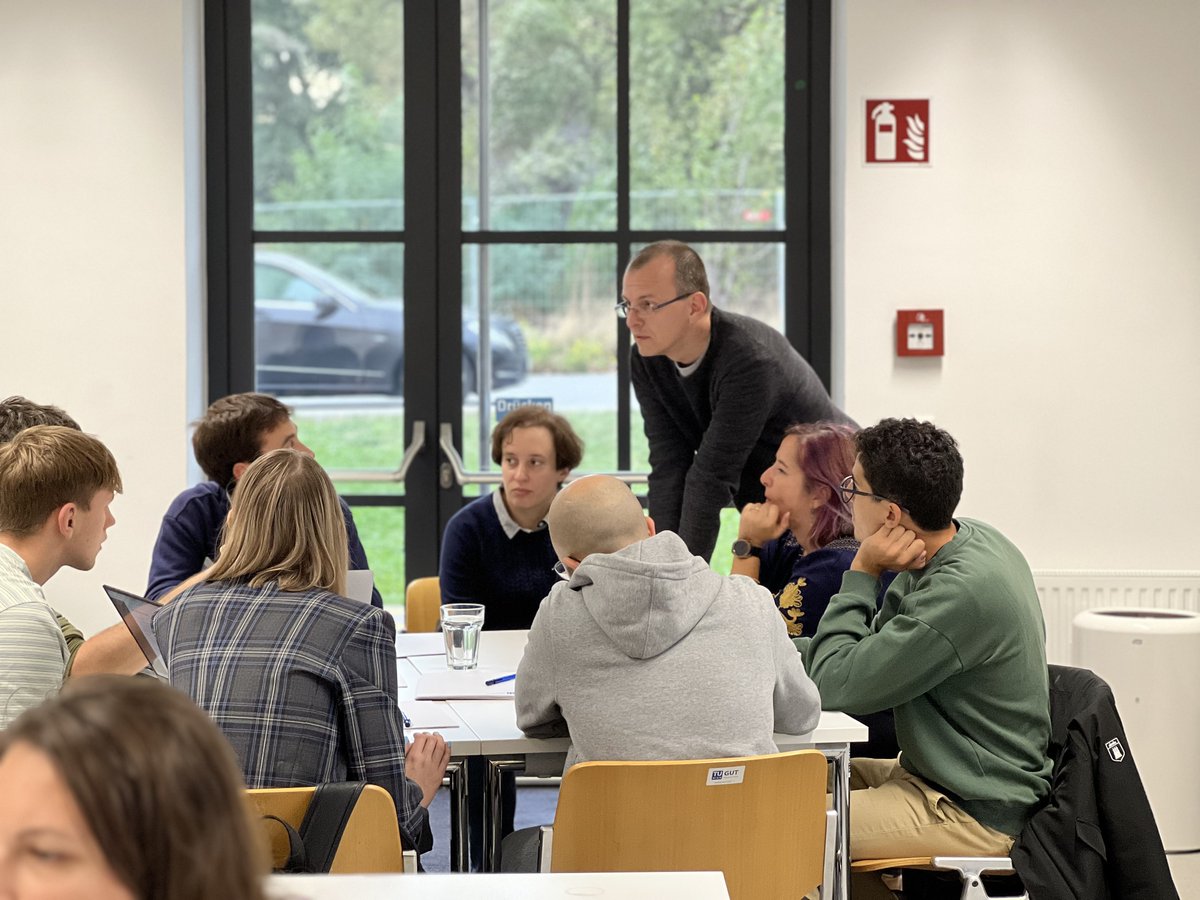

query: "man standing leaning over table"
left=623, top=240, right=853, bottom=561
left=501, top=474, right=821, bottom=871
left=801, top=418, right=1052, bottom=900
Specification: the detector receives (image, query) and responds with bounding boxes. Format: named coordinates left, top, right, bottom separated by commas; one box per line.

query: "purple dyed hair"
left=784, top=422, right=858, bottom=548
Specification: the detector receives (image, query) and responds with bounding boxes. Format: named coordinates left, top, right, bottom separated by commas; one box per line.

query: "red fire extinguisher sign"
left=866, top=99, right=930, bottom=165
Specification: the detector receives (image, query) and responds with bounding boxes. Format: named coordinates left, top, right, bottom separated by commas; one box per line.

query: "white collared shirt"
left=492, top=489, right=548, bottom=540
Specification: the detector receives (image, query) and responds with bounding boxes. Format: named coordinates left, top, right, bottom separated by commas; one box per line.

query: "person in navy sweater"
left=146, top=393, right=382, bottom=608
left=439, top=405, right=584, bottom=631
left=731, top=422, right=860, bottom=638
left=439, top=404, right=583, bottom=868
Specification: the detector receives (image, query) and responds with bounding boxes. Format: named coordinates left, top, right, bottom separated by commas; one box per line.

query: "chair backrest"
left=247, top=784, right=404, bottom=873
left=549, top=749, right=828, bottom=900
left=405, top=577, right=442, bottom=633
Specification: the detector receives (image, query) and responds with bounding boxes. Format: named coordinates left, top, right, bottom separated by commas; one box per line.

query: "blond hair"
left=0, top=425, right=122, bottom=536
left=170, top=449, right=347, bottom=600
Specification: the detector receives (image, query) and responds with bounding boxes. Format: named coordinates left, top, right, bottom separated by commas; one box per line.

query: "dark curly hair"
left=0, top=395, right=79, bottom=443
left=855, top=418, right=962, bottom=531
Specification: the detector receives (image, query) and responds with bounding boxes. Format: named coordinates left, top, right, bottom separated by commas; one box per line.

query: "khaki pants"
left=844, top=758, right=1014, bottom=900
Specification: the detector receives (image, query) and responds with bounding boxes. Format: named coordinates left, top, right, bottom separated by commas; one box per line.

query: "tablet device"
left=103, top=585, right=169, bottom=679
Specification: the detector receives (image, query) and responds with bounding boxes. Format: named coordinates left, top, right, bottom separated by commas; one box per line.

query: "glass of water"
left=439, top=603, right=486, bottom=669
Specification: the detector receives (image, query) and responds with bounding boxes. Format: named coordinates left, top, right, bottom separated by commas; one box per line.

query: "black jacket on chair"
left=1010, top=665, right=1178, bottom=899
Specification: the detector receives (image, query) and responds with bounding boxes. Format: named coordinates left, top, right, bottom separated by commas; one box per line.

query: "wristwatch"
left=731, top=539, right=762, bottom=559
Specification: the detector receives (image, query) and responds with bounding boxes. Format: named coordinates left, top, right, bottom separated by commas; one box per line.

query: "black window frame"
left=204, top=0, right=832, bottom=580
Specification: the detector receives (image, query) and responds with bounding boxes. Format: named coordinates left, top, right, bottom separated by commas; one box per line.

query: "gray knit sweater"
left=514, top=531, right=822, bottom=771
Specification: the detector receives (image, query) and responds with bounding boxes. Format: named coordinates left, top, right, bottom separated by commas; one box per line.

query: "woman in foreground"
left=0, top=675, right=267, bottom=900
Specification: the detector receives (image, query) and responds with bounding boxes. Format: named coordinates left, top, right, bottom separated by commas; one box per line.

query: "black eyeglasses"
left=839, top=475, right=898, bottom=507
left=614, top=291, right=693, bottom=319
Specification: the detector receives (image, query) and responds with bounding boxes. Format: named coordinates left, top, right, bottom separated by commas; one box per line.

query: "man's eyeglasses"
left=839, top=475, right=897, bottom=507
left=552, top=560, right=570, bottom=580
left=614, top=291, right=694, bottom=319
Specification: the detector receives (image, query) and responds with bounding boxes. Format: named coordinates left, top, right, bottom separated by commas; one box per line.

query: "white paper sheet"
left=415, top=668, right=516, bottom=700
left=395, top=632, right=449, bottom=658
left=398, top=700, right=463, bottom=729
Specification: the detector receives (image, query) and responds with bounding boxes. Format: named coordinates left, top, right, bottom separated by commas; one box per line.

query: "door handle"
left=325, top=419, right=426, bottom=484
left=439, top=423, right=501, bottom=486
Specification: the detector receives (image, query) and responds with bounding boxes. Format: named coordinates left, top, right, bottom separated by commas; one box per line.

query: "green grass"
left=292, top=407, right=738, bottom=610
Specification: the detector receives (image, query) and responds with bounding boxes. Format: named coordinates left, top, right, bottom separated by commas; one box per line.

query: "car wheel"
left=462, top=354, right=477, bottom=397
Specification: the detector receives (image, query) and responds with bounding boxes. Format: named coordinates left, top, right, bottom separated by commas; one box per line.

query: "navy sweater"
left=759, top=533, right=860, bottom=638
left=438, top=493, right=558, bottom=631
left=146, top=481, right=383, bottom=608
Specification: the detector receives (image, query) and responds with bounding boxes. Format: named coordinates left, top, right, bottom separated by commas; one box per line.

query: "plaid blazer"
left=154, top=579, right=430, bottom=852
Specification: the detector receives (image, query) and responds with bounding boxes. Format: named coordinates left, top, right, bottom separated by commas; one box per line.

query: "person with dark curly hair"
left=803, top=418, right=1052, bottom=899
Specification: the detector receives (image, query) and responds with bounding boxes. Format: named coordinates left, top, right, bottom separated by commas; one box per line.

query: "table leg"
left=483, top=756, right=526, bottom=872
left=820, top=745, right=852, bottom=900
left=445, top=760, right=469, bottom=872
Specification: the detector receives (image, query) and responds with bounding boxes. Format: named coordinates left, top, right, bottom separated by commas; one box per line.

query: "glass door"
left=206, top=0, right=827, bottom=611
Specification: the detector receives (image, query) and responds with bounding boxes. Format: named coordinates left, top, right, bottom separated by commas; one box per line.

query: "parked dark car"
left=254, top=250, right=529, bottom=396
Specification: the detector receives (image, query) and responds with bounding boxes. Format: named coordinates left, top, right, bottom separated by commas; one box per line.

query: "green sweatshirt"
left=805, top=518, right=1051, bottom=836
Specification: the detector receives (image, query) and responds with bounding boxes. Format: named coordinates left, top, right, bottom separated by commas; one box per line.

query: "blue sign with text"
left=494, top=397, right=554, bottom=422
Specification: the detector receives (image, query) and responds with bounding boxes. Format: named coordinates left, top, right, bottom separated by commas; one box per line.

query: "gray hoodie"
left=515, top=531, right=822, bottom=770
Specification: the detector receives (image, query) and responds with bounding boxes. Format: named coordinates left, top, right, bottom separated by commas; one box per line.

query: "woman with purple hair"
left=732, top=422, right=860, bottom=638
left=734, top=422, right=900, bottom=758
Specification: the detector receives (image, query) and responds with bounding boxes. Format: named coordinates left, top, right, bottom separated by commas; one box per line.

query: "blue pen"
left=485, top=673, right=516, bottom=686
left=402, top=711, right=412, bottom=728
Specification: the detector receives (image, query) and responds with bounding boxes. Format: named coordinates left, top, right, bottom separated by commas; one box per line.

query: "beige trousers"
left=844, top=758, right=1014, bottom=900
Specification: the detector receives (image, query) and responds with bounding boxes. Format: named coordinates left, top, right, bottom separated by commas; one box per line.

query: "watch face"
left=732, top=539, right=751, bottom=558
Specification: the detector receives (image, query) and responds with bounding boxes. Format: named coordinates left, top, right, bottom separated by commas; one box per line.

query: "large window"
left=206, top=0, right=832, bottom=605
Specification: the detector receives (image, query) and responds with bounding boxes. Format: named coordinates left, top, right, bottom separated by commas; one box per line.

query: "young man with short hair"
left=804, top=418, right=1051, bottom=899
left=146, top=393, right=382, bottom=606
left=0, top=397, right=150, bottom=678
left=0, top=426, right=122, bottom=727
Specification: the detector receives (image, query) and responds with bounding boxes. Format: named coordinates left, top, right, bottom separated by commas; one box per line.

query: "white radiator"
left=1034, top=570, right=1200, bottom=664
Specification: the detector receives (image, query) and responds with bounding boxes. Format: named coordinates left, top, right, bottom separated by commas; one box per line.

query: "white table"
left=270, top=870, right=730, bottom=899
left=395, top=630, right=866, bottom=900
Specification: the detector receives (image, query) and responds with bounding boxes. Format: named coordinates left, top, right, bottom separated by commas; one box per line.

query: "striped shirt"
left=0, top=543, right=68, bottom=729
left=153, top=579, right=430, bottom=852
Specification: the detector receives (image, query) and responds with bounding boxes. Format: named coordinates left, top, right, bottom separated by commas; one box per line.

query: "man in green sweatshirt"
left=804, top=418, right=1051, bottom=896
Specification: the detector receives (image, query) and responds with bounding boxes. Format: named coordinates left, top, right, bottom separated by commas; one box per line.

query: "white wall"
left=837, top=1, right=1200, bottom=571
left=0, top=3, right=198, bottom=635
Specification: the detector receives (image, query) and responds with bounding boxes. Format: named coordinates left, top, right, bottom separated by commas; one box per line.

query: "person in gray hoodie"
left=515, top=474, right=821, bottom=781
left=501, top=476, right=821, bottom=870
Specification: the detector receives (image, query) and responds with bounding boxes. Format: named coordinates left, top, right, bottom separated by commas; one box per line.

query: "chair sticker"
left=706, top=766, right=746, bottom=786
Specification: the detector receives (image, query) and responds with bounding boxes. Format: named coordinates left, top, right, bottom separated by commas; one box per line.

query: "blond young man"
left=0, top=426, right=122, bottom=727
left=0, top=397, right=150, bottom=678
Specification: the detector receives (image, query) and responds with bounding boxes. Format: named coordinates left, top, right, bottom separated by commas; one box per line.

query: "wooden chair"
left=247, top=785, right=416, bottom=874
left=538, top=749, right=833, bottom=900
left=851, top=856, right=1027, bottom=899
left=404, top=576, right=441, bottom=633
